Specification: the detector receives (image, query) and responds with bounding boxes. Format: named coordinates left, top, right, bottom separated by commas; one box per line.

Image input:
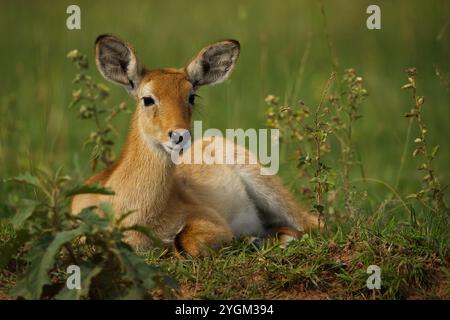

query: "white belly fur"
left=228, top=201, right=264, bottom=237
left=176, top=139, right=265, bottom=237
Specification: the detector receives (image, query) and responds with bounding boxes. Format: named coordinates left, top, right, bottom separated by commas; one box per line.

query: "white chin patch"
left=162, top=143, right=174, bottom=153
left=162, top=143, right=184, bottom=155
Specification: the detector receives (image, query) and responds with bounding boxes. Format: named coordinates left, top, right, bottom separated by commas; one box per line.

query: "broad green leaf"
left=65, top=183, right=115, bottom=197
left=10, top=199, right=38, bottom=230
left=7, top=172, right=42, bottom=189
left=78, top=207, right=110, bottom=229
left=11, top=225, right=88, bottom=300
left=55, top=263, right=103, bottom=300
left=118, top=244, right=157, bottom=293
left=11, top=235, right=53, bottom=299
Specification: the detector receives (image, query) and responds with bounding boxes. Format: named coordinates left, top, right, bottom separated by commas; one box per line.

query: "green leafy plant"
left=67, top=50, right=130, bottom=171
left=328, top=68, right=368, bottom=216
left=1, top=168, right=176, bottom=299
left=266, top=73, right=337, bottom=229
left=402, top=67, right=449, bottom=214
left=265, top=69, right=370, bottom=226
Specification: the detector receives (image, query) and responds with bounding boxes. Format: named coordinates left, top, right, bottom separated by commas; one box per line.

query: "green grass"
left=1, top=0, right=449, bottom=299
left=146, top=214, right=449, bottom=299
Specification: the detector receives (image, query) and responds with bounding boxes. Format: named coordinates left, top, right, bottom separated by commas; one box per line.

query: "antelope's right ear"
left=95, top=34, right=144, bottom=96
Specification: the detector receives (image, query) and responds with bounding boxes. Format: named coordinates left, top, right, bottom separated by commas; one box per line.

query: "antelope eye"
left=188, top=94, right=196, bottom=105
left=143, top=96, right=155, bottom=106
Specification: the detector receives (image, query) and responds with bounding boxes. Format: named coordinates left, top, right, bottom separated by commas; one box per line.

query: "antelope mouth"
left=162, top=143, right=175, bottom=153
left=161, top=142, right=185, bottom=155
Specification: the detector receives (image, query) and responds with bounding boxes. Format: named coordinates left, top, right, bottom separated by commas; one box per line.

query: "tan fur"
left=71, top=35, right=319, bottom=256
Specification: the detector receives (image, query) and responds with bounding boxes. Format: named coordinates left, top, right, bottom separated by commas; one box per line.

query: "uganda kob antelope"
left=71, top=35, right=318, bottom=256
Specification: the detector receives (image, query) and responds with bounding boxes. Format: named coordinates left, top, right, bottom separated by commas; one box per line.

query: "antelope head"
left=95, top=35, right=240, bottom=154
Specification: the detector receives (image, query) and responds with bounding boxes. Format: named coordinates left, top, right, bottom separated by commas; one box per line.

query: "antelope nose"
left=168, top=129, right=190, bottom=145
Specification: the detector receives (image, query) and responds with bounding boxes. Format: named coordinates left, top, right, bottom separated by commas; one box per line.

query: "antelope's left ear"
left=185, top=40, right=240, bottom=87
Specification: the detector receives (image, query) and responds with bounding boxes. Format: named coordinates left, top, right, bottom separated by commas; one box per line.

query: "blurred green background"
left=0, top=0, right=449, bottom=204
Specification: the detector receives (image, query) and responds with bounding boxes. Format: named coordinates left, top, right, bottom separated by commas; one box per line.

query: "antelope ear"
left=95, top=34, right=144, bottom=96
left=185, top=40, right=240, bottom=87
